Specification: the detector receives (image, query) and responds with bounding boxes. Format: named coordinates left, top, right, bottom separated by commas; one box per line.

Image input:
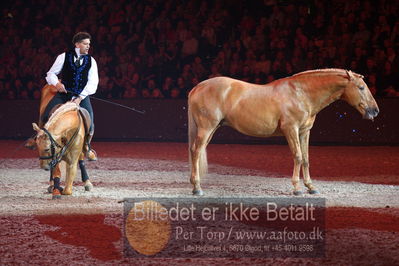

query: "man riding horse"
left=41, top=31, right=98, bottom=161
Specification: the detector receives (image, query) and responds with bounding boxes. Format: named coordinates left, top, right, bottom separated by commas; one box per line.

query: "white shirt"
left=46, top=48, right=99, bottom=99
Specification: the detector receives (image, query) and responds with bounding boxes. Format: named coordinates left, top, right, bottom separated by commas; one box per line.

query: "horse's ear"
left=346, top=70, right=364, bottom=80
left=345, top=70, right=354, bottom=81
left=32, top=123, right=41, bottom=132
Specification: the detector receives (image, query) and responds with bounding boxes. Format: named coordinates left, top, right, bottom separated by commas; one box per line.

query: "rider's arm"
left=78, top=57, right=99, bottom=100
left=46, top=53, right=65, bottom=86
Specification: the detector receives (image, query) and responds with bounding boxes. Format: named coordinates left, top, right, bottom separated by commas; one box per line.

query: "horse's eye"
left=359, top=86, right=364, bottom=90
left=44, top=148, right=50, bottom=152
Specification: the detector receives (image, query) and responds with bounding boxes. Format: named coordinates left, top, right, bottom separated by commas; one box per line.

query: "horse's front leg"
left=63, top=160, right=78, bottom=195
left=300, top=130, right=318, bottom=194
left=283, top=127, right=303, bottom=195
left=49, top=164, right=62, bottom=193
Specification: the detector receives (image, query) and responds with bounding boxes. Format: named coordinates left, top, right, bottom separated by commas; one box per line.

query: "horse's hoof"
left=308, top=189, right=319, bottom=194
left=84, top=183, right=93, bottom=191
left=87, top=150, right=98, bottom=161
left=52, top=194, right=62, bottom=200
left=50, top=186, right=63, bottom=193
left=61, top=187, right=72, bottom=195
left=192, top=189, right=204, bottom=196
left=52, top=188, right=62, bottom=200
left=293, top=190, right=303, bottom=196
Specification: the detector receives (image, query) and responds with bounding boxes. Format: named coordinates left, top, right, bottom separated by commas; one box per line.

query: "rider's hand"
left=72, top=97, right=82, bottom=105
left=55, top=82, right=67, bottom=93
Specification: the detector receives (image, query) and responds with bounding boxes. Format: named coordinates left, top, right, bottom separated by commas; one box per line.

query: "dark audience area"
left=1, top=0, right=398, bottom=100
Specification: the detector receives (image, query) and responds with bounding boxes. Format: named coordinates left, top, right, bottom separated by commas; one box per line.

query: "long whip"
left=88, top=95, right=146, bottom=114
left=64, top=88, right=146, bottom=115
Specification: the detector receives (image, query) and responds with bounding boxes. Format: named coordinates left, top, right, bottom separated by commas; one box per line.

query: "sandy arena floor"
left=0, top=141, right=398, bottom=265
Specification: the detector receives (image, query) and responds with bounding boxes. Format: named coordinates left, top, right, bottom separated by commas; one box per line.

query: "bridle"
left=39, top=112, right=82, bottom=169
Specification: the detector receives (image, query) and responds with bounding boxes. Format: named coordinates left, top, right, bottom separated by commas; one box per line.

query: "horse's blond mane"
left=45, top=102, right=79, bottom=129
left=293, top=68, right=363, bottom=79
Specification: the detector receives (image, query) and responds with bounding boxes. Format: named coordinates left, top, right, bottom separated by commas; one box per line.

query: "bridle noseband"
left=39, top=112, right=82, bottom=169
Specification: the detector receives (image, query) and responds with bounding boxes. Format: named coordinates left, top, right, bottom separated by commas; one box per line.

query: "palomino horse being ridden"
left=188, top=68, right=379, bottom=195
left=33, top=102, right=93, bottom=198
left=27, top=84, right=92, bottom=198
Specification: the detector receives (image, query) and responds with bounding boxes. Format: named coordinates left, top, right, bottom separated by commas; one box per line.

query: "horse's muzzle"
left=364, top=107, right=379, bottom=120
left=40, top=161, right=51, bottom=171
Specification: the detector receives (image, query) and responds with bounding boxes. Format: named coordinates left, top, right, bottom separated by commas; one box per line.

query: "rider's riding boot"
left=86, top=132, right=97, bottom=161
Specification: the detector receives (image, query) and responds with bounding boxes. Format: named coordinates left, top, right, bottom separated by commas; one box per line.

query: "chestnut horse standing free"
left=188, top=69, right=379, bottom=195
left=33, top=102, right=93, bottom=198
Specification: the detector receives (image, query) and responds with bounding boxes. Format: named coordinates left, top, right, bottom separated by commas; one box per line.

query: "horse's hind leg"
left=79, top=152, right=93, bottom=191
left=190, top=127, right=215, bottom=196
left=299, top=130, right=318, bottom=194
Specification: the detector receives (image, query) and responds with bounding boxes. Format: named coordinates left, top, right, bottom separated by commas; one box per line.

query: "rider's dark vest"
left=61, top=50, right=91, bottom=95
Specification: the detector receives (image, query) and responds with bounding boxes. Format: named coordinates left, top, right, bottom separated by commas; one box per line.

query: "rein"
left=39, top=111, right=82, bottom=169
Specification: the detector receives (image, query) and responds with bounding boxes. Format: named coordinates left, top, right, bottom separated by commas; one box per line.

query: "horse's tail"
left=188, top=103, right=208, bottom=179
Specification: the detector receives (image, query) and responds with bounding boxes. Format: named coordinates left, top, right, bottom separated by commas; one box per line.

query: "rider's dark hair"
left=72, top=32, right=91, bottom=44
